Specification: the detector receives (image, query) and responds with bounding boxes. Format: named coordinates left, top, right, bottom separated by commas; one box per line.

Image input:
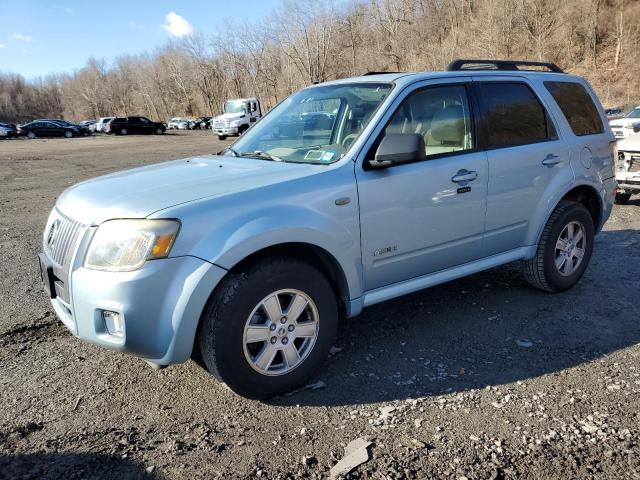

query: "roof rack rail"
left=363, top=71, right=404, bottom=76
left=447, top=59, right=564, bottom=74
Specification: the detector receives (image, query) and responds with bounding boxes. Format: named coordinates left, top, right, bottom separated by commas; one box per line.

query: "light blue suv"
left=39, top=60, right=616, bottom=399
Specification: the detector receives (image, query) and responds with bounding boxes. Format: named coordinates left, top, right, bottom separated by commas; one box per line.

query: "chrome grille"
left=630, top=156, right=640, bottom=173
left=44, top=210, right=84, bottom=267
left=214, top=119, right=230, bottom=129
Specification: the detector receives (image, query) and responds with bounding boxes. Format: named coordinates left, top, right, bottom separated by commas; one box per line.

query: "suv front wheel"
left=198, top=258, right=338, bottom=399
left=523, top=200, right=594, bottom=292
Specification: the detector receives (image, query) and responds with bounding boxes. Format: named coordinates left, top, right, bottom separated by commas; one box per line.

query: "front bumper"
left=213, top=127, right=239, bottom=135
left=613, top=129, right=637, bottom=139
left=616, top=174, right=640, bottom=192
left=43, top=254, right=227, bottom=366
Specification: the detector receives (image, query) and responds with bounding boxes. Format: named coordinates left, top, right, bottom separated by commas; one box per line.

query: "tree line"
left=0, top=0, right=638, bottom=124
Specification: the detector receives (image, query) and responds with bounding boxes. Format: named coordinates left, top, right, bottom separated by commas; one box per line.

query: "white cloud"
left=0, top=44, right=5, bottom=49
left=129, top=20, right=137, bottom=27
left=162, top=12, right=193, bottom=38
left=65, top=7, right=74, bottom=14
left=10, top=33, right=33, bottom=42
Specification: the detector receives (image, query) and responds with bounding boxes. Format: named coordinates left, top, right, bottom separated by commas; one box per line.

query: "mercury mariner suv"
left=39, top=60, right=616, bottom=399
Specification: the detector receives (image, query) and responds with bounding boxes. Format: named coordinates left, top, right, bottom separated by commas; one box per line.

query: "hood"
left=609, top=117, right=640, bottom=128
left=56, top=156, right=321, bottom=225
left=216, top=112, right=246, bottom=121
left=617, top=134, right=640, bottom=152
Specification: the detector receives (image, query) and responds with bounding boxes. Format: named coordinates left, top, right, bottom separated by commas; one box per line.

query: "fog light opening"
left=103, top=310, right=124, bottom=338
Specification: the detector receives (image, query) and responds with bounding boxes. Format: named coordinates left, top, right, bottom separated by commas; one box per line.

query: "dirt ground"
left=1, top=132, right=639, bottom=480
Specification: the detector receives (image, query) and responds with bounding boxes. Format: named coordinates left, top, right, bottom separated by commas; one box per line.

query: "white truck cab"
left=212, top=97, right=262, bottom=140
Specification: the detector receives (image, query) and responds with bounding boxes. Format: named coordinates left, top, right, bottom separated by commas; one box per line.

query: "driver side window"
left=384, top=85, right=474, bottom=158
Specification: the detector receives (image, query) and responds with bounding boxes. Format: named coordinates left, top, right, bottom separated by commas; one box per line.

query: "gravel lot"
left=1, top=132, right=639, bottom=479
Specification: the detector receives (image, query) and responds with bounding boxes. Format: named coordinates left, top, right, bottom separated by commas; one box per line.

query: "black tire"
left=218, top=135, right=227, bottom=140
left=197, top=257, right=338, bottom=399
left=615, top=192, right=631, bottom=205
left=239, top=125, right=248, bottom=135
left=64, top=130, right=73, bottom=138
left=120, top=128, right=128, bottom=135
left=522, top=200, right=594, bottom=292
left=27, top=131, right=36, bottom=139
left=155, top=127, right=164, bottom=135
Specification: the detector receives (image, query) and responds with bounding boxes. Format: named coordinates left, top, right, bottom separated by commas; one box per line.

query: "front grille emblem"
left=47, top=219, right=60, bottom=247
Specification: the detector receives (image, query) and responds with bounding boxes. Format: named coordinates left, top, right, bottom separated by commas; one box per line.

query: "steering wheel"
left=341, top=134, right=359, bottom=150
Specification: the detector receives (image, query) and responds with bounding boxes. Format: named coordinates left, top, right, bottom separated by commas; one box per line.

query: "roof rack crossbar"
left=363, top=71, right=404, bottom=76
left=447, top=59, right=564, bottom=74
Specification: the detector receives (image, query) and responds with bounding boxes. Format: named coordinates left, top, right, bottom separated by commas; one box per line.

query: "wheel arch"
left=560, top=184, right=602, bottom=230
left=531, top=182, right=603, bottom=252
left=224, top=242, right=351, bottom=316
left=191, top=241, right=352, bottom=367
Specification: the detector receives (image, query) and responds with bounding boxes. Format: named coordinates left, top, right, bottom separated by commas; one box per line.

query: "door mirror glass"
left=371, top=133, right=425, bottom=166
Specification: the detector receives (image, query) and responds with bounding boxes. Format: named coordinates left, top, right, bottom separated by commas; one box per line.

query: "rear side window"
left=478, top=82, right=554, bottom=149
left=544, top=81, right=603, bottom=136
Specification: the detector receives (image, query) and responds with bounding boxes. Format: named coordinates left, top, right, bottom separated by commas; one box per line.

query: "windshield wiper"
left=219, top=146, right=239, bottom=157
left=239, top=150, right=283, bottom=162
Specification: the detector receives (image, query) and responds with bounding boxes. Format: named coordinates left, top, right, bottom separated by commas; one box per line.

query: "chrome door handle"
left=451, top=170, right=478, bottom=183
left=542, top=154, right=561, bottom=166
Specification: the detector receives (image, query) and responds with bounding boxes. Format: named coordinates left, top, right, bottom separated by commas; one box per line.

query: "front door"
left=356, top=82, right=489, bottom=291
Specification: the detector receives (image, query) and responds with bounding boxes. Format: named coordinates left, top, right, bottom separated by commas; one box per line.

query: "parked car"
left=212, top=97, right=262, bottom=140
left=39, top=59, right=616, bottom=399
left=95, top=117, right=115, bottom=133
left=0, top=122, right=18, bottom=138
left=609, top=106, right=640, bottom=139
left=167, top=117, right=186, bottom=130
left=614, top=134, right=640, bottom=204
left=18, top=120, right=80, bottom=138
left=191, top=117, right=212, bottom=130
left=36, top=119, right=92, bottom=136
left=605, top=108, right=624, bottom=119
left=79, top=120, right=97, bottom=132
left=104, top=116, right=166, bottom=135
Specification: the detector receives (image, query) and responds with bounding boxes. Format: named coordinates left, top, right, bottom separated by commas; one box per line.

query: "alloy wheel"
left=554, top=220, right=586, bottom=276
left=242, top=289, right=319, bottom=376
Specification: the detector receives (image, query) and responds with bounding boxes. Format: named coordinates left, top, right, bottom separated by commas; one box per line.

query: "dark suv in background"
left=105, top=116, right=166, bottom=135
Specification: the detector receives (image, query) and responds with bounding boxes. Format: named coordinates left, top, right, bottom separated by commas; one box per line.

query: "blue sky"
left=0, top=1, right=285, bottom=79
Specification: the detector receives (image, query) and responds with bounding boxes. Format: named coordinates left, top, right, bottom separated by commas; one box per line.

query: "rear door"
left=473, top=78, right=571, bottom=256
left=138, top=117, right=153, bottom=133
left=127, top=117, right=142, bottom=133
left=41, top=122, right=59, bottom=136
left=356, top=80, right=489, bottom=290
left=542, top=80, right=614, bottom=185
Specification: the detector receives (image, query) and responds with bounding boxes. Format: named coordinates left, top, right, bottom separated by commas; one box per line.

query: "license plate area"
left=38, top=253, right=57, bottom=299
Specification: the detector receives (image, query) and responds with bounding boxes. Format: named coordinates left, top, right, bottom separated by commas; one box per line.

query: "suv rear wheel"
left=119, top=128, right=128, bottom=135
left=198, top=258, right=338, bottom=399
left=522, top=201, right=594, bottom=292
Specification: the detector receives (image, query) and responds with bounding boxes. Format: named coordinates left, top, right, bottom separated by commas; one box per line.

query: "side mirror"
left=634, top=124, right=640, bottom=133
left=370, top=133, right=425, bottom=167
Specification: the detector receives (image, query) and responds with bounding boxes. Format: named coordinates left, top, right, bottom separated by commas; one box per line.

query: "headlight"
left=85, top=219, right=180, bottom=272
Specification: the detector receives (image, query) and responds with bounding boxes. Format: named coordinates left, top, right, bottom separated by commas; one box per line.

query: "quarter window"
left=383, top=85, right=474, bottom=158
left=479, top=83, right=554, bottom=149
left=544, top=81, right=603, bottom=136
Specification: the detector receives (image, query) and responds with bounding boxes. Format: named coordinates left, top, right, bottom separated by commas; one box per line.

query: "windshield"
left=625, top=108, right=640, bottom=119
left=224, top=100, right=248, bottom=114
left=227, top=83, right=392, bottom=164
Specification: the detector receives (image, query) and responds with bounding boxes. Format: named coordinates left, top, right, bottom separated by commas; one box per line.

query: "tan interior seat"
left=424, top=105, right=466, bottom=156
